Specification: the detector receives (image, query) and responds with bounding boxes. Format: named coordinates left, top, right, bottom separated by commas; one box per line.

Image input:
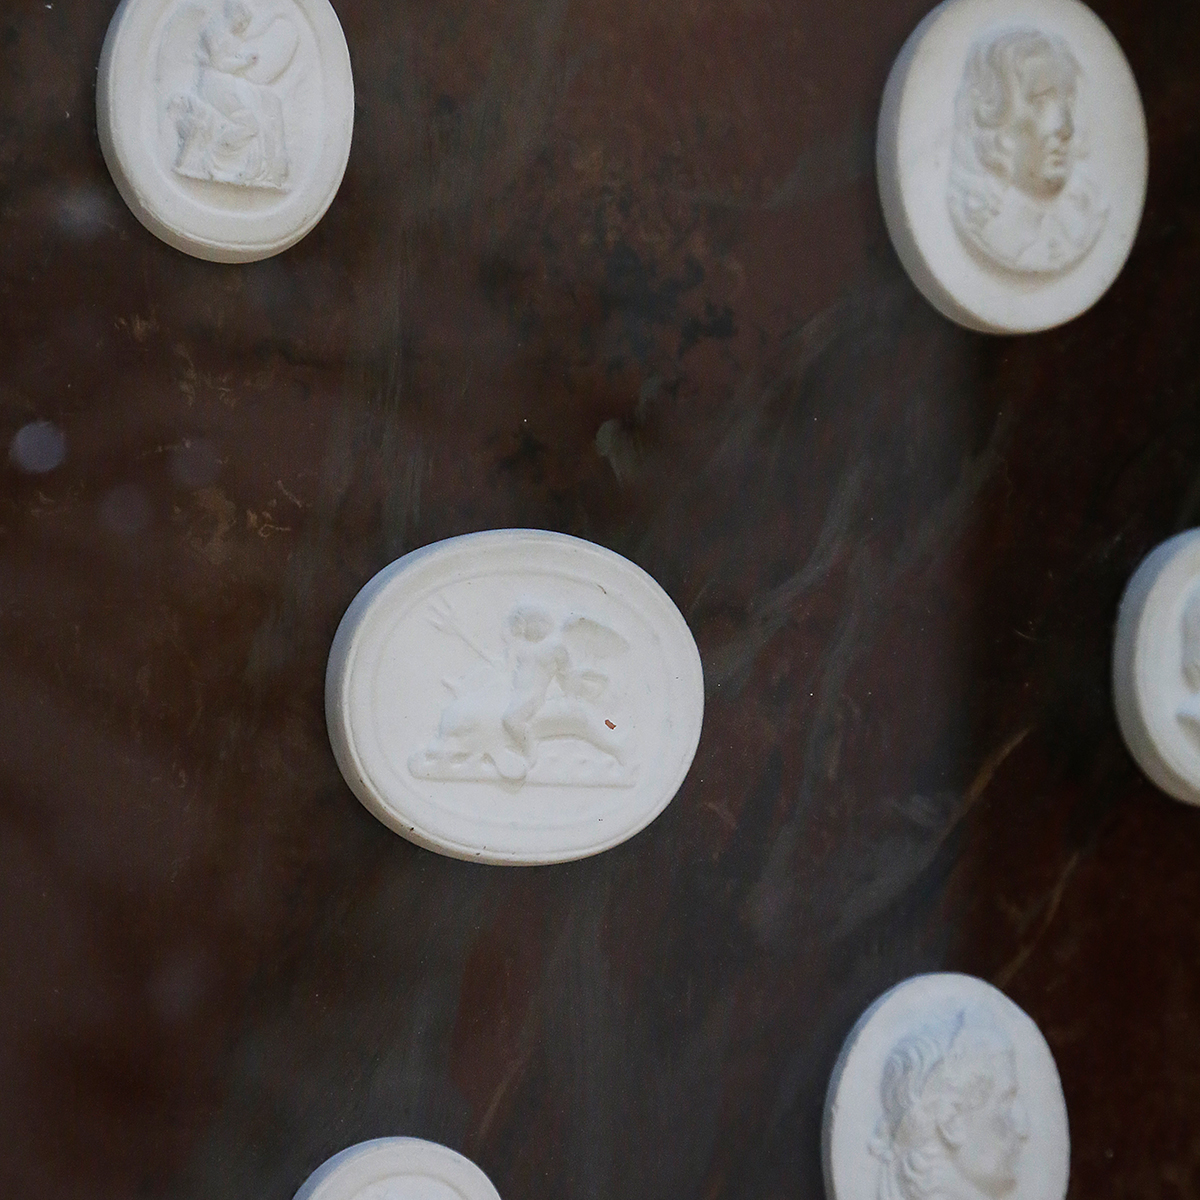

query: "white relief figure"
left=948, top=29, right=1108, bottom=276
left=409, top=601, right=637, bottom=786
left=869, top=1009, right=1029, bottom=1200
left=1175, top=586, right=1200, bottom=745
left=168, top=0, right=298, bottom=190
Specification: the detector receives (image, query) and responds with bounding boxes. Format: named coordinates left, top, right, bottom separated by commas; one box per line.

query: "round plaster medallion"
left=1112, top=530, right=1200, bottom=805
left=325, top=530, right=705, bottom=865
left=824, top=973, right=1069, bottom=1200
left=877, top=0, right=1147, bottom=333
left=293, top=1139, right=501, bottom=1200
left=97, top=0, right=354, bottom=262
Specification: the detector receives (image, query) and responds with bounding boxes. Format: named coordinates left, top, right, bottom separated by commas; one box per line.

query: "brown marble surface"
left=1, top=0, right=1199, bottom=1196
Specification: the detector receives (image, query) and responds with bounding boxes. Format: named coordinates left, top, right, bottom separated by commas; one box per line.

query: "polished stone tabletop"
left=1, top=1, right=1198, bottom=1197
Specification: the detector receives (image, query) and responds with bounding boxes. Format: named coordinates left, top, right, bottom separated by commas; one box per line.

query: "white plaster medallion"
left=824, top=973, right=1069, bottom=1200
left=97, top=0, right=354, bottom=262
left=877, top=0, right=1147, bottom=333
left=325, top=530, right=705, bottom=864
left=1112, top=529, right=1200, bottom=805
left=293, top=1139, right=501, bottom=1200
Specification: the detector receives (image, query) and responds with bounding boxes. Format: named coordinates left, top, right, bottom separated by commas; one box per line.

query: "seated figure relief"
left=870, top=1009, right=1029, bottom=1200
left=409, top=601, right=637, bottom=787
left=948, top=28, right=1107, bottom=276
left=168, top=0, right=298, bottom=190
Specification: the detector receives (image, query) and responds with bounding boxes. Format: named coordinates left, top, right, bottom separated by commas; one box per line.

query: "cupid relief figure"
left=410, top=602, right=636, bottom=787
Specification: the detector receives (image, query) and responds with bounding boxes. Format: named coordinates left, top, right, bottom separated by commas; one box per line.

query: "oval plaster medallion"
left=877, top=0, right=1147, bottom=333
left=97, top=0, right=354, bottom=262
left=1113, top=529, right=1200, bottom=805
left=824, top=973, right=1069, bottom=1200
left=326, top=530, right=705, bottom=864
left=294, top=1139, right=501, bottom=1200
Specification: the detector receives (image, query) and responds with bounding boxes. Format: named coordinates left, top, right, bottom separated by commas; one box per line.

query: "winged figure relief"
left=409, top=602, right=638, bottom=786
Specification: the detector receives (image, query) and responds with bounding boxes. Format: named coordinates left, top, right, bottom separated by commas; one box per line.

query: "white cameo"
left=96, top=0, right=354, bottom=262
left=292, top=1138, right=502, bottom=1200
left=325, top=531, right=704, bottom=864
left=948, top=28, right=1107, bottom=276
left=1113, top=530, right=1200, bottom=805
left=409, top=601, right=636, bottom=786
left=167, top=0, right=299, bottom=190
left=875, top=0, right=1147, bottom=334
left=870, top=1010, right=1028, bottom=1200
left=823, top=973, right=1069, bottom=1200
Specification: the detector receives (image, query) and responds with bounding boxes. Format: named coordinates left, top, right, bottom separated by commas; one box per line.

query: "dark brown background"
left=1, top=0, right=1198, bottom=1196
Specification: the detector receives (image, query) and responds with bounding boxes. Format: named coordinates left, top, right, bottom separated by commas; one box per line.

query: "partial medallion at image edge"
left=293, top=1138, right=502, bottom=1200
left=1114, top=530, right=1200, bottom=805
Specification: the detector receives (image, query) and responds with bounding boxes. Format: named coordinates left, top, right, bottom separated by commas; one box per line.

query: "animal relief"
left=409, top=600, right=637, bottom=787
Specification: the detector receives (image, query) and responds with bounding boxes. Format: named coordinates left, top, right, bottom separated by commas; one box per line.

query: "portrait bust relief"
left=871, top=1010, right=1028, bottom=1200
left=877, top=0, right=1146, bottom=332
left=948, top=28, right=1108, bottom=276
left=823, top=973, right=1068, bottom=1200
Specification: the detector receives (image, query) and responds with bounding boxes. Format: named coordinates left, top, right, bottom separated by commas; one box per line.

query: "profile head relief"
left=947, top=26, right=1106, bottom=277
left=870, top=1009, right=1029, bottom=1200
left=956, top=29, right=1080, bottom=201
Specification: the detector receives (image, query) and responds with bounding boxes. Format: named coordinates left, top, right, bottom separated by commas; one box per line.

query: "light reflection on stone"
left=170, top=438, right=222, bottom=489
left=101, top=483, right=153, bottom=535
left=9, top=421, right=66, bottom=474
